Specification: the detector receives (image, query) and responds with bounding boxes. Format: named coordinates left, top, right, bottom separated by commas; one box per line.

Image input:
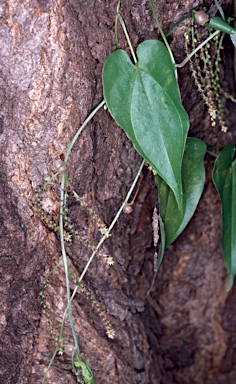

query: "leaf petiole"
left=149, top=0, right=177, bottom=80
left=117, top=14, right=137, bottom=64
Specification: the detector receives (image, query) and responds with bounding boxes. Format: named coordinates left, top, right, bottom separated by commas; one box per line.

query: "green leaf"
left=102, top=40, right=189, bottom=209
left=73, top=357, right=96, bottom=384
left=209, top=17, right=236, bottom=35
left=212, top=144, right=236, bottom=291
left=156, top=138, right=206, bottom=247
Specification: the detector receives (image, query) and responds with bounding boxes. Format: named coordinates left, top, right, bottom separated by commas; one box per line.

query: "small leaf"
left=103, top=40, right=189, bottom=209
left=156, top=138, right=206, bottom=247
left=73, top=357, right=95, bottom=384
left=209, top=17, right=236, bottom=35
left=212, top=144, right=236, bottom=290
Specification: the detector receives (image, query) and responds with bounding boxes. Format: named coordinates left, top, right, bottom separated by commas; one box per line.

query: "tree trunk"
left=1, top=0, right=235, bottom=383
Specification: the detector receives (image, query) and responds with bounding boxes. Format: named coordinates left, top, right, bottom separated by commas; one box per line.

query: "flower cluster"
left=185, top=23, right=235, bottom=132
left=36, top=180, right=116, bottom=343
left=35, top=185, right=113, bottom=266
left=69, top=268, right=115, bottom=339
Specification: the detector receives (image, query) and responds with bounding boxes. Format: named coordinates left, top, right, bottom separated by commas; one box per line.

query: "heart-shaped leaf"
left=156, top=138, right=206, bottom=247
left=102, top=40, right=189, bottom=209
left=212, top=144, right=236, bottom=291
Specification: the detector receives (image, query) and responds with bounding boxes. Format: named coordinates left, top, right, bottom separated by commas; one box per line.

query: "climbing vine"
left=37, top=1, right=236, bottom=382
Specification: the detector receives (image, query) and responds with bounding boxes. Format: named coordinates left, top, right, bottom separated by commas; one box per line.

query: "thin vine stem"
left=58, top=99, right=106, bottom=370
left=54, top=160, right=146, bottom=354
left=42, top=346, right=59, bottom=384
left=41, top=287, right=79, bottom=384
left=176, top=29, right=220, bottom=68
left=149, top=0, right=177, bottom=80
left=59, top=172, right=79, bottom=350
left=115, top=0, right=121, bottom=48
left=64, top=100, right=105, bottom=164
left=41, top=262, right=79, bottom=384
left=42, top=96, right=142, bottom=381
left=36, top=172, right=59, bottom=200
left=78, top=158, right=145, bottom=283
left=118, top=15, right=137, bottom=64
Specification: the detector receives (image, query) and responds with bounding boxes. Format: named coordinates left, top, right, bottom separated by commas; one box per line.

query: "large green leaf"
left=156, top=138, right=206, bottom=247
left=212, top=144, right=236, bottom=290
left=102, top=40, right=189, bottom=209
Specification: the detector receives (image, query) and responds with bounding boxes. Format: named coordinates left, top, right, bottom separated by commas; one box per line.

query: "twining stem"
left=115, top=0, right=137, bottom=62
left=42, top=98, right=143, bottom=381
left=42, top=279, right=79, bottom=384
left=56, top=159, right=145, bottom=351
left=149, top=0, right=220, bottom=74
left=42, top=347, right=59, bottom=384
left=78, top=159, right=145, bottom=282
left=115, top=0, right=121, bottom=48
left=117, top=15, right=137, bottom=64
left=64, top=100, right=105, bottom=163
left=45, top=159, right=145, bottom=379
left=59, top=172, right=79, bottom=351
left=149, top=0, right=177, bottom=80
left=58, top=100, right=106, bottom=373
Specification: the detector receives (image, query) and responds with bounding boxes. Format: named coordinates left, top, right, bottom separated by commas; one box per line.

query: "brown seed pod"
left=195, top=11, right=209, bottom=26
left=152, top=207, right=159, bottom=247
left=63, top=344, right=74, bottom=356
left=123, top=204, right=133, bottom=214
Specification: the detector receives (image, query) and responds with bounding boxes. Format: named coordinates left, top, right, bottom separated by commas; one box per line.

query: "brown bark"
left=0, top=0, right=236, bottom=383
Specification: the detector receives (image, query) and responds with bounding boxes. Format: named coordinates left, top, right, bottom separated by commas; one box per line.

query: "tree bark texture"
left=0, top=0, right=236, bottom=383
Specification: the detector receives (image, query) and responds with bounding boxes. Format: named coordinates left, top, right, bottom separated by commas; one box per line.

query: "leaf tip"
left=226, top=274, right=235, bottom=292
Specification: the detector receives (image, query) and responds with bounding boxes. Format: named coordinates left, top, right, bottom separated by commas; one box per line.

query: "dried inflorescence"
left=35, top=183, right=113, bottom=265
left=185, top=20, right=236, bottom=132
left=69, top=268, right=115, bottom=339
left=36, top=181, right=115, bottom=346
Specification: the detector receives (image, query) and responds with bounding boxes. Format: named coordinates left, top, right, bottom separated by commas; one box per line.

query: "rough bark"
left=0, top=0, right=236, bottom=383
